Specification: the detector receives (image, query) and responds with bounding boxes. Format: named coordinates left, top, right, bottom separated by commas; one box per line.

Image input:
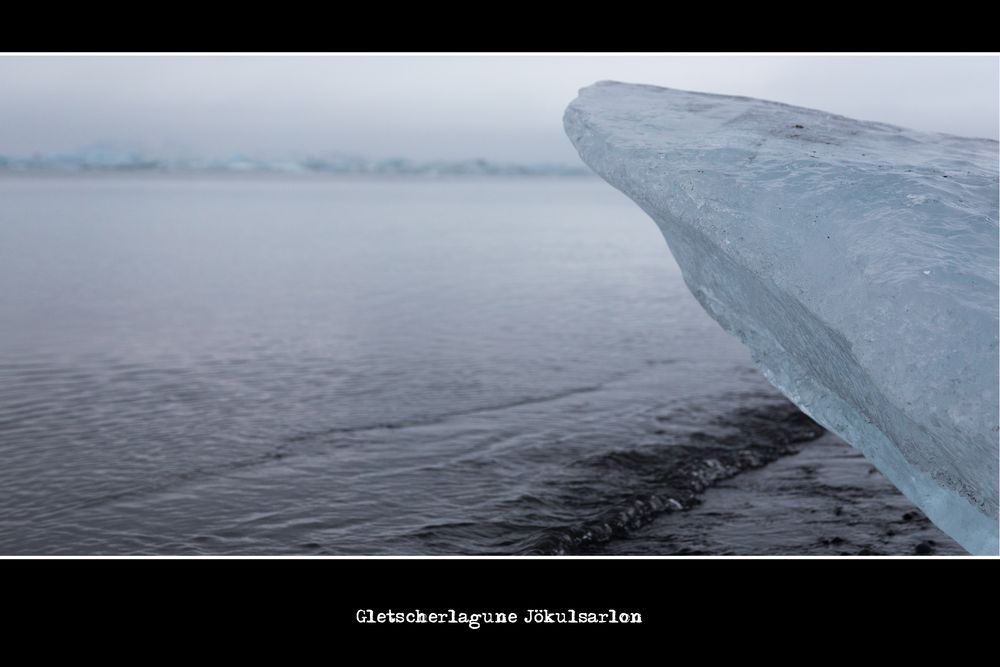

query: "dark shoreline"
left=516, top=400, right=965, bottom=556
left=593, top=432, right=966, bottom=556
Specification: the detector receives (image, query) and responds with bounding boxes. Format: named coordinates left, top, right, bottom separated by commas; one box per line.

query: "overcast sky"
left=0, top=55, right=996, bottom=163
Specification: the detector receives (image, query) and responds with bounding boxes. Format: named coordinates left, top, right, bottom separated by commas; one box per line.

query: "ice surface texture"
left=564, top=82, right=999, bottom=554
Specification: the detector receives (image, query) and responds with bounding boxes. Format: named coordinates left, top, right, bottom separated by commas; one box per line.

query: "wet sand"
left=595, top=433, right=967, bottom=555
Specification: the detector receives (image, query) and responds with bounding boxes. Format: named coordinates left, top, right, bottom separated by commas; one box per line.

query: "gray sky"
left=0, top=55, right=996, bottom=163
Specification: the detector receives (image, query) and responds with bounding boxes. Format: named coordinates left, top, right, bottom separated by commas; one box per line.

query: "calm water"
left=0, top=175, right=798, bottom=554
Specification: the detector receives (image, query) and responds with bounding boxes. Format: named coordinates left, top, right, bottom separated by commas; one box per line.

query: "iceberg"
left=564, top=81, right=999, bottom=554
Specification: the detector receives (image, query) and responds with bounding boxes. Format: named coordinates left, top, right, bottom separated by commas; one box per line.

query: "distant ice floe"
left=0, top=150, right=590, bottom=177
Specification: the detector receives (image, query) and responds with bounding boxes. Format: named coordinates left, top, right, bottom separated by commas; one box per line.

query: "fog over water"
left=0, top=55, right=996, bottom=164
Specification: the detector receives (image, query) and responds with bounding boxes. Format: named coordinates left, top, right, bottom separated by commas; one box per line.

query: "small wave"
left=284, top=384, right=607, bottom=443
left=520, top=400, right=823, bottom=554
left=405, top=399, right=824, bottom=555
